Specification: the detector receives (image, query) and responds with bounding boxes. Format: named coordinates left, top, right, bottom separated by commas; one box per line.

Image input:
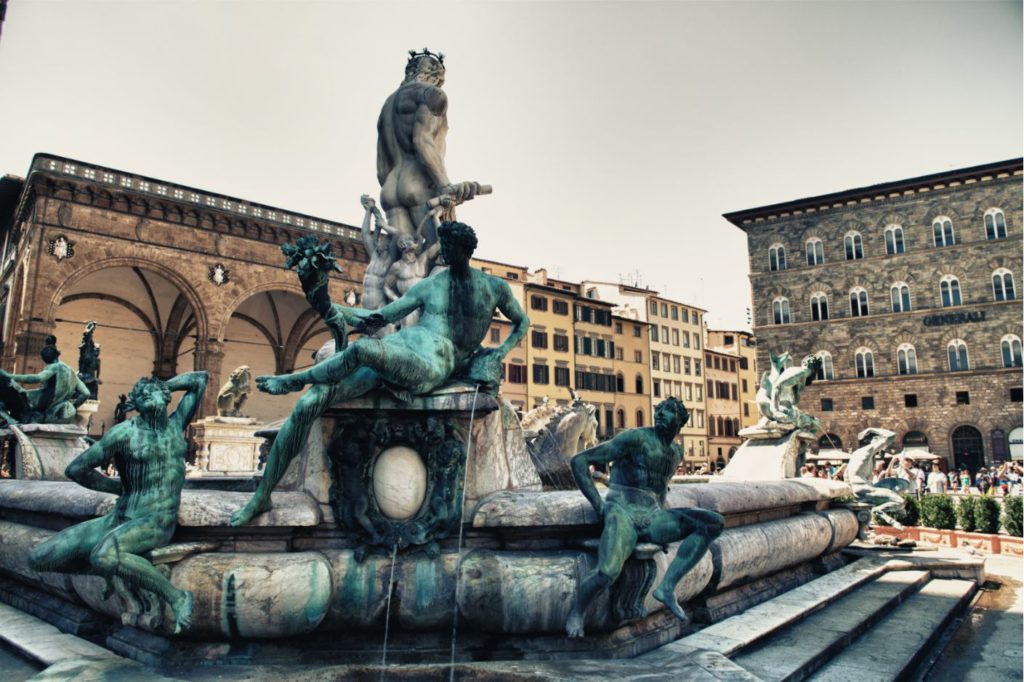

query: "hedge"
left=975, top=496, right=1001, bottom=535
left=956, top=496, right=978, bottom=532
left=1001, top=496, right=1023, bottom=537
left=919, top=495, right=957, bottom=530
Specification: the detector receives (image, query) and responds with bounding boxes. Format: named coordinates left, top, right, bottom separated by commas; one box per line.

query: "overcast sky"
left=0, top=0, right=1020, bottom=330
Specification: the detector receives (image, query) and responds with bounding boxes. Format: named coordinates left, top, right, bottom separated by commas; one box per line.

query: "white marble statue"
left=842, top=427, right=906, bottom=530
left=359, top=195, right=393, bottom=312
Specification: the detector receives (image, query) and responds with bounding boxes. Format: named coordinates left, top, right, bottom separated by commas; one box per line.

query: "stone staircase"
left=660, top=555, right=979, bottom=682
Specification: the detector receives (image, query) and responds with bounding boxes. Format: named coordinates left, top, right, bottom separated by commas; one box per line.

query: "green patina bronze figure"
left=565, top=397, right=724, bottom=638
left=28, top=370, right=208, bottom=633
left=230, top=221, right=528, bottom=527
left=0, top=336, right=90, bottom=425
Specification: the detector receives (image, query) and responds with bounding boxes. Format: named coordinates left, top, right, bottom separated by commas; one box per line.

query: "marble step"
left=669, top=557, right=889, bottom=657
left=808, top=578, right=976, bottom=682
left=0, top=601, right=116, bottom=667
left=732, top=570, right=931, bottom=681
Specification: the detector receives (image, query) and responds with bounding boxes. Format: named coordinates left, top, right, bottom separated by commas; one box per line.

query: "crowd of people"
left=798, top=455, right=1023, bottom=497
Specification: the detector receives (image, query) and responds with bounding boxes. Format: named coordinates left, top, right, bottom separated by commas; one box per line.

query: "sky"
left=0, top=0, right=1020, bottom=331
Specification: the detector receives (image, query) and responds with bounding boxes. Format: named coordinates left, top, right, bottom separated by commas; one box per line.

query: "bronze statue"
left=28, top=371, right=208, bottom=633
left=565, top=397, right=724, bottom=637
left=77, top=321, right=101, bottom=400
left=0, top=336, right=90, bottom=425
left=229, top=222, right=529, bottom=527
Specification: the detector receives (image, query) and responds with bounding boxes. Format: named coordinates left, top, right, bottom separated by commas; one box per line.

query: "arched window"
left=772, top=297, right=791, bottom=324
left=947, top=339, right=969, bottom=372
left=709, top=417, right=716, bottom=436
left=940, top=275, right=962, bottom=307
left=724, top=418, right=734, bottom=437
left=903, top=431, right=929, bottom=449
left=768, top=243, right=787, bottom=271
left=933, top=216, right=955, bottom=247
left=884, top=225, right=905, bottom=255
left=810, top=292, right=829, bottom=321
left=635, top=374, right=644, bottom=394
left=616, top=409, right=626, bottom=429
left=897, top=343, right=918, bottom=375
left=819, top=433, right=842, bottom=450
left=733, top=418, right=740, bottom=435
left=1001, top=334, right=1023, bottom=368
left=844, top=232, right=864, bottom=260
left=635, top=409, right=644, bottom=428
left=890, top=282, right=911, bottom=312
left=806, top=238, right=824, bottom=266
left=849, top=287, right=869, bottom=317
left=855, top=347, right=875, bottom=378
left=992, top=268, right=1016, bottom=301
left=615, top=372, right=625, bottom=392
left=985, top=208, right=1007, bottom=240
left=815, top=351, right=834, bottom=381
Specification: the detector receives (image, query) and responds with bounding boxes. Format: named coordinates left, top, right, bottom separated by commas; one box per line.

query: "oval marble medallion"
left=372, top=446, right=428, bottom=520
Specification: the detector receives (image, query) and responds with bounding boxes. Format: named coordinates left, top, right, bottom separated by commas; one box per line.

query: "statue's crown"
left=408, top=47, right=445, bottom=66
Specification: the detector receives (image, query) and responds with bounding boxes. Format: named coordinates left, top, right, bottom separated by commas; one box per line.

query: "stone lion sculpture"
left=216, top=365, right=252, bottom=418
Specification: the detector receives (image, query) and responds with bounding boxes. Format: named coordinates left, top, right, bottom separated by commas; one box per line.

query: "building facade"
left=611, top=313, right=653, bottom=435
left=0, top=154, right=363, bottom=429
left=473, top=257, right=529, bottom=411
left=727, top=159, right=1023, bottom=472
left=704, top=346, right=742, bottom=470
left=707, top=330, right=759, bottom=431
left=581, top=282, right=710, bottom=465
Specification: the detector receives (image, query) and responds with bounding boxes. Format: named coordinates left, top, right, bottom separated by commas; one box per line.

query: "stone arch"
left=922, top=205, right=961, bottom=225
left=985, top=255, right=1018, bottom=272
left=805, top=279, right=835, bottom=298
left=874, top=212, right=910, bottom=231
left=47, top=256, right=210, bottom=345
left=215, top=280, right=306, bottom=343
left=218, top=287, right=331, bottom=423
left=50, top=261, right=209, bottom=429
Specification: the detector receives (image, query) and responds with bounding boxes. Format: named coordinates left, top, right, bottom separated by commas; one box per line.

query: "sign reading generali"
left=922, top=310, right=987, bottom=327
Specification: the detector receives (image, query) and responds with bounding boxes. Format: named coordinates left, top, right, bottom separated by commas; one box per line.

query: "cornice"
left=16, top=154, right=364, bottom=256
left=724, top=159, right=1023, bottom=231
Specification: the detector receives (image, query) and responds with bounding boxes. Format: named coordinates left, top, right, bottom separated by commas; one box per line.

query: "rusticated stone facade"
left=726, top=159, right=1023, bottom=471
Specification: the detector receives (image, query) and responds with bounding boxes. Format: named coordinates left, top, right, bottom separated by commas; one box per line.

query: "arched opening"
left=635, top=409, right=644, bottom=428
left=634, top=374, right=643, bottom=394
left=616, top=409, right=625, bottom=430
left=952, top=425, right=984, bottom=474
left=819, top=433, right=842, bottom=450
left=54, top=266, right=199, bottom=432
left=902, top=431, right=929, bottom=450
left=991, top=429, right=1008, bottom=463
left=223, top=290, right=332, bottom=423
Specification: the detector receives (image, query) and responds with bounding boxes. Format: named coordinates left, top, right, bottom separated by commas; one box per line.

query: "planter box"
left=873, top=524, right=1024, bottom=556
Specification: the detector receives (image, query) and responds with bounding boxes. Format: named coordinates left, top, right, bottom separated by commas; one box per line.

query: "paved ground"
left=925, top=553, right=1023, bottom=681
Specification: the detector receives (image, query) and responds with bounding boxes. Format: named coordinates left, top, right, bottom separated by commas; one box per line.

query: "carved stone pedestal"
left=720, top=428, right=816, bottom=480
left=313, top=384, right=542, bottom=556
left=0, top=423, right=90, bottom=480
left=191, top=417, right=264, bottom=476
left=75, top=399, right=100, bottom=433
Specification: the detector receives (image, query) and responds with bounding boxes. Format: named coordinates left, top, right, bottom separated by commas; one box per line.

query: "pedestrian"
left=977, top=468, right=992, bottom=495
left=926, top=464, right=948, bottom=494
